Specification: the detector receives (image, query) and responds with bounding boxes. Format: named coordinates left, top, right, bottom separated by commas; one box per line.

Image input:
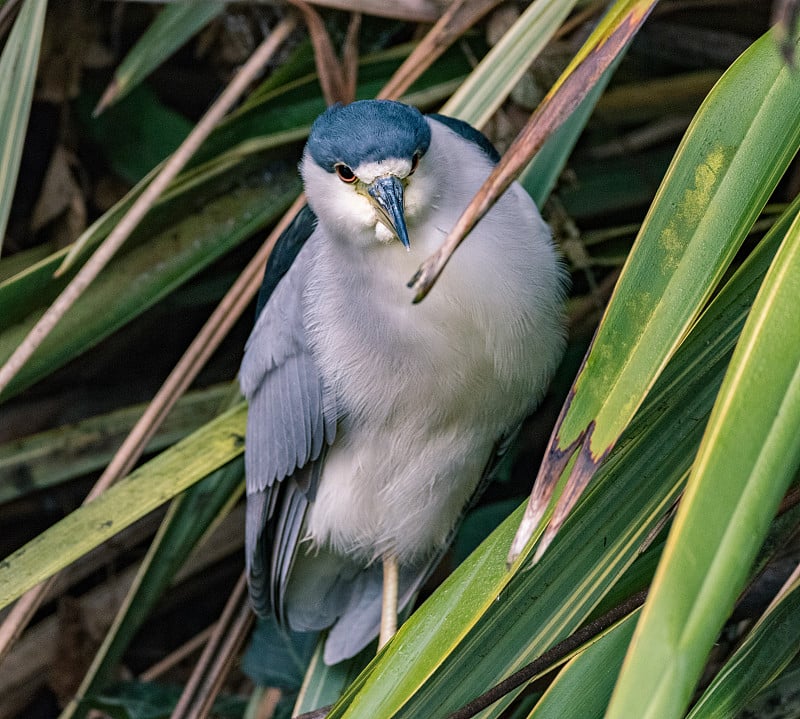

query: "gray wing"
left=240, top=239, right=337, bottom=616
left=240, top=253, right=337, bottom=490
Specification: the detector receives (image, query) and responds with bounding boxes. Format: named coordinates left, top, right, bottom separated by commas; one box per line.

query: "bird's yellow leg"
left=379, top=552, right=399, bottom=649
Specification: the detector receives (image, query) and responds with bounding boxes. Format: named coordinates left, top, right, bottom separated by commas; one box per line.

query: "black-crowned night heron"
left=240, top=99, right=566, bottom=664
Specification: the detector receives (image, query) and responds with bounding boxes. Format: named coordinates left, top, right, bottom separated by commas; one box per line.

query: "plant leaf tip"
left=93, top=79, right=120, bottom=117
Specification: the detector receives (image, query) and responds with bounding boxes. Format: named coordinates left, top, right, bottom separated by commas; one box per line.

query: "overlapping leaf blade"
left=512, top=27, right=800, bottom=561
left=0, top=403, right=247, bottom=610
left=687, top=563, right=800, bottom=719
left=606, top=192, right=800, bottom=719
left=0, top=0, right=47, bottom=257
left=526, top=610, right=639, bottom=719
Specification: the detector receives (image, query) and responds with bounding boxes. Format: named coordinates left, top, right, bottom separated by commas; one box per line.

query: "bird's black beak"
left=367, top=175, right=410, bottom=250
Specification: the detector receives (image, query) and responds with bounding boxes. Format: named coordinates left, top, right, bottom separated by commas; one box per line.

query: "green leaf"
left=606, top=185, right=800, bottom=719
left=514, top=27, right=800, bottom=560
left=96, top=1, right=224, bottom=112
left=527, top=610, right=639, bottom=719
left=687, top=565, right=800, bottom=719
left=0, top=0, right=47, bottom=257
left=563, top=26, right=800, bottom=463
left=736, top=654, right=800, bottom=718
left=556, top=145, right=676, bottom=220
left=78, top=84, right=194, bottom=183
left=0, top=383, right=231, bottom=503
left=0, top=403, right=246, bottom=611
left=293, top=641, right=376, bottom=716
left=243, top=617, right=318, bottom=692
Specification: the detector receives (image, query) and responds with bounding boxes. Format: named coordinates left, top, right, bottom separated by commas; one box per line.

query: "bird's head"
left=301, top=100, right=435, bottom=250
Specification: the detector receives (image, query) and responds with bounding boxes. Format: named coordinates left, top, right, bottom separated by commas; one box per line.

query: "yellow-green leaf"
left=607, top=192, right=800, bottom=719
left=0, top=0, right=47, bottom=257
left=512, top=27, right=800, bottom=561
left=0, top=403, right=246, bottom=611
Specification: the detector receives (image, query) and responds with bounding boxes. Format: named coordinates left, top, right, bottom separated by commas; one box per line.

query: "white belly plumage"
left=302, top=208, right=561, bottom=562
left=306, top=420, right=495, bottom=562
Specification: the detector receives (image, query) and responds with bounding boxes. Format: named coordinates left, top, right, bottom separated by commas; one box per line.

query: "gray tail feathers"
left=245, top=488, right=274, bottom=617
left=247, top=482, right=437, bottom=664
left=285, top=546, right=434, bottom=664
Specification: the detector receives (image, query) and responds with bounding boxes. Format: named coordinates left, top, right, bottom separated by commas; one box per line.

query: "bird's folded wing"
left=239, top=238, right=337, bottom=495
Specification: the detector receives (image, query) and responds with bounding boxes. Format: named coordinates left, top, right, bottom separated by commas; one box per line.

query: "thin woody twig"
left=378, top=0, right=503, bottom=101
left=446, top=590, right=649, bottom=719
left=290, top=0, right=360, bottom=105
left=170, top=572, right=253, bottom=719
left=139, top=625, right=216, bottom=682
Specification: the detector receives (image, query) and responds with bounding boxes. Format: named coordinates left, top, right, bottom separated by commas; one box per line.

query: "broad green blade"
left=686, top=563, right=800, bottom=719
left=321, top=198, right=797, bottom=719
left=736, top=655, right=800, bottom=718
left=0, top=403, right=246, bottom=610
left=0, top=384, right=230, bottom=503
left=606, top=202, right=800, bottom=718
left=61, top=453, right=245, bottom=719
left=527, top=610, right=639, bottom=719
left=442, top=0, right=579, bottom=127
left=96, top=1, right=224, bottom=112
left=0, top=0, right=47, bottom=257
left=513, top=27, right=800, bottom=561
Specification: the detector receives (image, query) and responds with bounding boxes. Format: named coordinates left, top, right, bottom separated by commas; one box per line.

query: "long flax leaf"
left=510, top=27, right=800, bottom=563
left=0, top=0, right=47, bottom=257
left=606, top=193, right=800, bottom=719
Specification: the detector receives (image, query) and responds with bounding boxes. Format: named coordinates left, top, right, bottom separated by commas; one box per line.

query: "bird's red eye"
left=335, top=164, right=357, bottom=183
left=409, top=153, right=420, bottom=175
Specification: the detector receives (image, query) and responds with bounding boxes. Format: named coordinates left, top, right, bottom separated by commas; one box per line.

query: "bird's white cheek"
left=301, top=155, right=377, bottom=241
left=335, top=191, right=386, bottom=243
left=315, top=181, right=394, bottom=246
left=375, top=222, right=395, bottom=244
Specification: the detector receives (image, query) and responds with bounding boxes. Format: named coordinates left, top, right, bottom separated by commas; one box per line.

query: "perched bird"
left=240, top=99, right=566, bottom=665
